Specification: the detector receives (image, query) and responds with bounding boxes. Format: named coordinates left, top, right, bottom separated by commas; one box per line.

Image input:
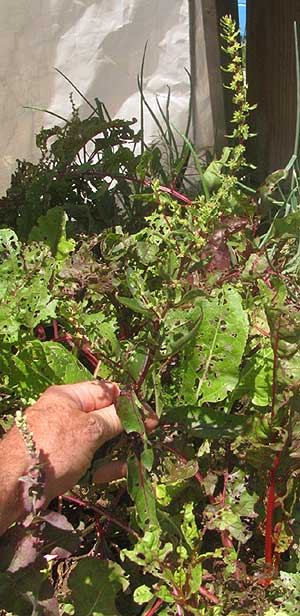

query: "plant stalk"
left=62, top=494, right=140, bottom=539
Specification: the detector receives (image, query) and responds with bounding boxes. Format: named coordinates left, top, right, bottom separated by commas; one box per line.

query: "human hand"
left=0, top=380, right=122, bottom=534
left=28, top=381, right=158, bottom=493
left=25, top=380, right=122, bottom=503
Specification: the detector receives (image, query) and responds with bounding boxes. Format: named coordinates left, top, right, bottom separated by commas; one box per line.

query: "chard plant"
left=1, top=14, right=300, bottom=616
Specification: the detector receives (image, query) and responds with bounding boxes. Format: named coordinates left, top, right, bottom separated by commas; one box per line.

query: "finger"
left=36, top=381, right=120, bottom=413
left=144, top=415, right=159, bottom=433
left=91, top=403, right=123, bottom=443
left=93, top=460, right=127, bottom=484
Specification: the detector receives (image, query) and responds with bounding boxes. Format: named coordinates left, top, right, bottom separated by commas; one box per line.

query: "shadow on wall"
left=0, top=0, right=190, bottom=196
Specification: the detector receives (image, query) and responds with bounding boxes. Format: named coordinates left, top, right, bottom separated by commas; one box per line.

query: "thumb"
left=35, top=381, right=120, bottom=413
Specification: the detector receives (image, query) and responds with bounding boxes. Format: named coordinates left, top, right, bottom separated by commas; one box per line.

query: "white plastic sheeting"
left=0, top=0, right=190, bottom=195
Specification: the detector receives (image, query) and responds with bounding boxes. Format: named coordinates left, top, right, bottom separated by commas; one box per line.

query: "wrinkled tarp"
left=0, top=0, right=190, bottom=194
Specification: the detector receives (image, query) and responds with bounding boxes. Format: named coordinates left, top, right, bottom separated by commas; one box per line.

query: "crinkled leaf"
left=205, top=506, right=251, bottom=544
left=163, top=457, right=199, bottom=484
left=0, top=527, right=41, bottom=573
left=0, top=573, right=59, bottom=616
left=126, top=347, right=148, bottom=382
left=0, top=526, right=59, bottom=616
left=161, top=304, right=202, bottom=357
left=0, top=235, right=57, bottom=342
left=135, top=241, right=159, bottom=265
left=259, top=168, right=288, bottom=197
left=246, top=441, right=283, bottom=471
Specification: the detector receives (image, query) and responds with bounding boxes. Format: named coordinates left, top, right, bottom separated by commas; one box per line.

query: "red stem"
left=72, top=170, right=193, bottom=205
left=62, top=494, right=139, bottom=539
left=198, top=585, right=219, bottom=605
left=52, top=319, right=59, bottom=339
left=265, top=453, right=280, bottom=566
left=145, top=599, right=163, bottom=616
left=264, top=316, right=281, bottom=568
left=172, top=588, right=183, bottom=615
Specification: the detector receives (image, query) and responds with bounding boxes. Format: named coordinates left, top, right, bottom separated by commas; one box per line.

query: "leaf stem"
left=265, top=316, right=281, bottom=568
left=62, top=494, right=140, bottom=539
left=144, top=599, right=163, bottom=616
left=70, top=169, right=193, bottom=204
left=265, top=453, right=280, bottom=566
left=173, top=588, right=183, bottom=615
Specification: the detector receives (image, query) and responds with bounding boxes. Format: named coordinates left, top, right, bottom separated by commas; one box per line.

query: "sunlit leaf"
left=180, top=286, right=249, bottom=404
left=29, top=206, right=75, bottom=261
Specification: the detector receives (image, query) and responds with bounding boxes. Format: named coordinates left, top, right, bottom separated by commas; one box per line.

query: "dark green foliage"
left=0, top=107, right=145, bottom=238
left=2, top=15, right=300, bottom=616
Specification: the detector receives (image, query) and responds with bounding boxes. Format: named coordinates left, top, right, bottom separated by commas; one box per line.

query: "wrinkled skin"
left=0, top=381, right=128, bottom=535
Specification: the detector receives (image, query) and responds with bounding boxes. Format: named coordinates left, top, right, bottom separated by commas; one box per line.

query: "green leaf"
left=203, top=158, right=224, bottom=193
left=29, top=206, right=75, bottom=261
left=0, top=228, right=20, bottom=266
left=167, top=313, right=203, bottom=355
left=233, top=345, right=273, bottom=407
left=164, top=406, right=248, bottom=438
left=205, top=506, right=251, bottom=544
left=189, top=563, right=203, bottom=595
left=116, top=390, right=145, bottom=434
left=125, top=348, right=148, bottom=382
left=180, top=286, right=249, bottom=404
left=136, top=241, right=159, bottom=265
left=0, top=235, right=57, bottom=342
left=272, top=212, right=300, bottom=239
left=202, top=147, right=231, bottom=193
left=68, top=557, right=128, bottom=616
left=117, top=295, right=154, bottom=317
left=181, top=503, right=199, bottom=549
left=122, top=528, right=173, bottom=569
left=1, top=340, right=91, bottom=402
left=127, top=455, right=158, bottom=529
left=163, top=457, right=199, bottom=484
left=259, top=168, right=288, bottom=197
left=161, top=304, right=202, bottom=357
left=133, top=585, right=154, bottom=605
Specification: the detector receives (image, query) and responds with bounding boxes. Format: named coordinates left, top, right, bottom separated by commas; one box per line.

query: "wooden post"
left=189, top=0, right=238, bottom=155
left=247, top=0, right=300, bottom=180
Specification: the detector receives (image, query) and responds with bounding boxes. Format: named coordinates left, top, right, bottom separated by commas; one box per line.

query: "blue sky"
left=238, top=1, right=246, bottom=35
